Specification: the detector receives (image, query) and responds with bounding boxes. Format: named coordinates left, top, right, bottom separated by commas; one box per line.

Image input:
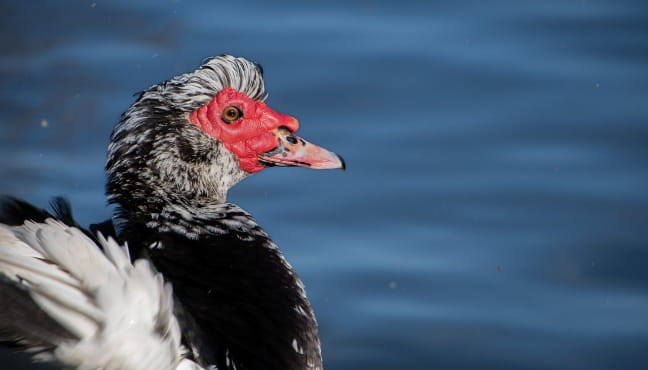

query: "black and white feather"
left=107, top=55, right=267, bottom=213
left=0, top=55, right=324, bottom=370
left=0, top=216, right=203, bottom=370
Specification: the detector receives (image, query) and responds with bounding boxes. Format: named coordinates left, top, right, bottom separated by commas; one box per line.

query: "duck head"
left=106, top=55, right=343, bottom=218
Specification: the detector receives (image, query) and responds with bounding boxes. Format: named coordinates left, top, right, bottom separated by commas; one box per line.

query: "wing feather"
left=0, top=219, right=203, bottom=370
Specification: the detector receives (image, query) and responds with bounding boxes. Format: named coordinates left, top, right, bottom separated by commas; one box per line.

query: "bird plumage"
left=0, top=55, right=342, bottom=370
left=0, top=199, right=200, bottom=370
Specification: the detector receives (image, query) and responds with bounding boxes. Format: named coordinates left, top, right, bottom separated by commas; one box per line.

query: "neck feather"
left=106, top=113, right=250, bottom=224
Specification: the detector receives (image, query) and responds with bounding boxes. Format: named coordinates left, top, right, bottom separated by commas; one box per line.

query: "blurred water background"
left=1, top=0, right=648, bottom=369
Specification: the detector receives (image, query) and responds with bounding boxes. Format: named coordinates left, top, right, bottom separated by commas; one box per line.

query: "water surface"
left=1, top=1, right=648, bottom=369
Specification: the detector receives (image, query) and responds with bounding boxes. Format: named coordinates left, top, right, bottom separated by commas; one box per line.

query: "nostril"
left=286, top=136, right=298, bottom=145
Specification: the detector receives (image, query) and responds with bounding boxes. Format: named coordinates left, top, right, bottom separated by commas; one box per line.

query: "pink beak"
left=258, top=127, right=345, bottom=170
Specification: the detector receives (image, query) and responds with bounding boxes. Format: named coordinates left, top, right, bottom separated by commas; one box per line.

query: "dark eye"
left=222, top=105, right=243, bottom=123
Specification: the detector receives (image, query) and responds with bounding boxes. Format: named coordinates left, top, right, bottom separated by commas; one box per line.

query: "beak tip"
left=337, top=154, right=346, bottom=171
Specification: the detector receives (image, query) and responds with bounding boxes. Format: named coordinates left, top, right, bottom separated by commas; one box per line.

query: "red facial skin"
left=189, top=87, right=299, bottom=173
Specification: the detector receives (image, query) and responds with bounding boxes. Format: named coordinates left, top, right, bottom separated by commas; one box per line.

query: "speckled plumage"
left=0, top=55, right=324, bottom=370
left=107, top=55, right=323, bottom=370
left=107, top=55, right=266, bottom=218
left=0, top=199, right=202, bottom=370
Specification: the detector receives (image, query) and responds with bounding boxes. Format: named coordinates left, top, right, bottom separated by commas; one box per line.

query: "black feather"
left=89, top=219, right=118, bottom=241
left=120, top=208, right=322, bottom=370
left=0, top=196, right=52, bottom=226
left=49, top=197, right=75, bottom=225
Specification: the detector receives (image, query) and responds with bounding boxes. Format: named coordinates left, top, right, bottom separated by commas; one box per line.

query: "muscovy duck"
left=0, top=55, right=344, bottom=370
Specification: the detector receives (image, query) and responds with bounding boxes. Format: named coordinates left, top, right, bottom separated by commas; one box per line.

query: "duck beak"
left=258, top=126, right=345, bottom=170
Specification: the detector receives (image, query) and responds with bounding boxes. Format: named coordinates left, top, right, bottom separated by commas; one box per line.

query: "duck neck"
left=106, top=116, right=251, bottom=229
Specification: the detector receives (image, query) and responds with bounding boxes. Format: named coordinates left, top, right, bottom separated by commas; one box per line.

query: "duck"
left=0, top=55, right=344, bottom=370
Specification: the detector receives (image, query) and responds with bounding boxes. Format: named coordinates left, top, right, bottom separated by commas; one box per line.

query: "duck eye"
left=222, top=105, right=243, bottom=123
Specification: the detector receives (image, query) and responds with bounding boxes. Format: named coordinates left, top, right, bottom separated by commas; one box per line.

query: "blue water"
left=1, top=1, right=648, bottom=369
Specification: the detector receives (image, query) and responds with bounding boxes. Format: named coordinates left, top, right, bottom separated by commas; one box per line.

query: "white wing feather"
left=0, top=219, right=205, bottom=370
